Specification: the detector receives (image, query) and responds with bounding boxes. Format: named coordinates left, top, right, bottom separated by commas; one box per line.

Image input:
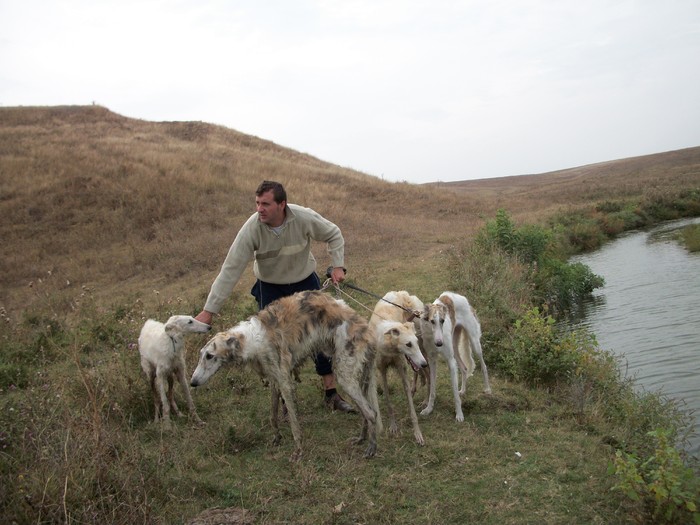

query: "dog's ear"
left=164, top=319, right=179, bottom=335
left=224, top=334, right=243, bottom=353
left=386, top=327, right=400, bottom=338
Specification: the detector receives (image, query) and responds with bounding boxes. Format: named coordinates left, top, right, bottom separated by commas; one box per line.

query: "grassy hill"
left=2, top=105, right=699, bottom=319
left=1, top=106, right=699, bottom=524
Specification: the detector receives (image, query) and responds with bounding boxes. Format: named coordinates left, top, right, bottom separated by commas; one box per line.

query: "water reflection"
left=562, top=294, right=607, bottom=326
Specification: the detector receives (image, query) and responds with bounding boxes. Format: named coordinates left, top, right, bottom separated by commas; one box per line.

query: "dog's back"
left=138, top=319, right=169, bottom=374
left=259, top=290, right=373, bottom=363
left=438, top=291, right=481, bottom=340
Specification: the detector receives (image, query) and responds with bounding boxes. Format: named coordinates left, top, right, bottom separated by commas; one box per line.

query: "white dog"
left=138, top=315, right=211, bottom=428
left=190, top=290, right=380, bottom=461
left=370, top=295, right=428, bottom=445
left=419, top=291, right=492, bottom=422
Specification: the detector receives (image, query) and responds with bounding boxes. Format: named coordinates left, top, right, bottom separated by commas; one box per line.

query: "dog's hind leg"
left=148, top=368, right=161, bottom=423
left=469, top=333, right=492, bottom=395
left=270, top=383, right=283, bottom=446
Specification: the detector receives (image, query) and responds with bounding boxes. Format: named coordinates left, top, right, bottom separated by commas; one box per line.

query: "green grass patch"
left=680, top=223, right=700, bottom=252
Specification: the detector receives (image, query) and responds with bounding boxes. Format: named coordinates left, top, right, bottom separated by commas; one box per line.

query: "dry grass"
left=3, top=105, right=699, bottom=321
left=1, top=105, right=699, bottom=524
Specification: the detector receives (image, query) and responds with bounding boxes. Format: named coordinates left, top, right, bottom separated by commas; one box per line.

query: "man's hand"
left=330, top=266, right=346, bottom=284
left=195, top=310, right=214, bottom=325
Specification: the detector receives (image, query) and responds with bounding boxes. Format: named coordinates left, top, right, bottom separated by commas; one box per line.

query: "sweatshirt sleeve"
left=203, top=214, right=257, bottom=314
left=304, top=207, right=345, bottom=268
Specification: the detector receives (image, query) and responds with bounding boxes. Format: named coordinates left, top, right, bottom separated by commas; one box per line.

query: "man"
left=195, top=180, right=355, bottom=412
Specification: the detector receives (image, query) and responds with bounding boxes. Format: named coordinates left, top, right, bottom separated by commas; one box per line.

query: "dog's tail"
left=454, top=327, right=476, bottom=378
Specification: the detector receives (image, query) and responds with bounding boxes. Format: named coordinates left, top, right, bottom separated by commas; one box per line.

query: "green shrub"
left=535, top=259, right=605, bottom=313
left=502, top=308, right=578, bottom=385
left=479, top=208, right=551, bottom=264
left=610, top=429, right=700, bottom=524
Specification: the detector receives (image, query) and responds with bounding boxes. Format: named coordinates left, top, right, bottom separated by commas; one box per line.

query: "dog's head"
left=164, top=315, right=212, bottom=336
left=381, top=321, right=427, bottom=370
left=421, top=302, right=448, bottom=347
left=190, top=329, right=245, bottom=387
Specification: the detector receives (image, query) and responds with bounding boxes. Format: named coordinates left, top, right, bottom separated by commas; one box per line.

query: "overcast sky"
left=1, top=1, right=699, bottom=183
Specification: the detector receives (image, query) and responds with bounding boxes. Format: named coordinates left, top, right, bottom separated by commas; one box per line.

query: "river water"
left=564, top=217, right=700, bottom=457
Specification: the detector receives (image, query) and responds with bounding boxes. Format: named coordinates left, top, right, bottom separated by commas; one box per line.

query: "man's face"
left=256, top=190, right=286, bottom=227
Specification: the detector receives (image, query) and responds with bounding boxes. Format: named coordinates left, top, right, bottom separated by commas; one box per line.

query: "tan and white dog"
left=369, top=292, right=428, bottom=445
left=419, top=291, right=492, bottom=422
left=190, top=290, right=380, bottom=460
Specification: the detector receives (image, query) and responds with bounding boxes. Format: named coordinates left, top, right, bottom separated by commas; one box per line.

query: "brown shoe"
left=325, top=392, right=356, bottom=413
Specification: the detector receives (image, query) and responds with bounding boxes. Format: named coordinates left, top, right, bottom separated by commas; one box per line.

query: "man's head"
left=255, top=180, right=287, bottom=227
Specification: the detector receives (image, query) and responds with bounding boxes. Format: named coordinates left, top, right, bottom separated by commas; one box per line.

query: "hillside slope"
left=1, top=105, right=699, bottom=317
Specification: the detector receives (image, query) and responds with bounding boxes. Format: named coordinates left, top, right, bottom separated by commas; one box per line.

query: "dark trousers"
left=250, top=272, right=333, bottom=377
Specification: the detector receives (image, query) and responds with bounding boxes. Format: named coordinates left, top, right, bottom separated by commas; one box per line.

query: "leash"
left=324, top=267, right=422, bottom=321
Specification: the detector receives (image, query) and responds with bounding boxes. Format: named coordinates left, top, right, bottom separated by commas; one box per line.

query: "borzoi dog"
left=190, top=290, right=380, bottom=460
left=138, top=315, right=211, bottom=428
left=419, top=291, right=492, bottom=422
left=369, top=293, right=428, bottom=445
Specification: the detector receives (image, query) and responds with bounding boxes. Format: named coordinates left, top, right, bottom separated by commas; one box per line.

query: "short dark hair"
left=256, top=181, right=287, bottom=204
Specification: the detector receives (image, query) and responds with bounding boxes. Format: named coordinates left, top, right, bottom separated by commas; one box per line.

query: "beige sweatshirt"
left=203, top=204, right=345, bottom=314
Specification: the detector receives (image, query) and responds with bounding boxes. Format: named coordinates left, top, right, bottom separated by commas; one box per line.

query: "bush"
left=475, top=209, right=604, bottom=314
left=535, top=259, right=605, bottom=313
left=501, top=308, right=578, bottom=385
left=610, top=429, right=700, bottom=524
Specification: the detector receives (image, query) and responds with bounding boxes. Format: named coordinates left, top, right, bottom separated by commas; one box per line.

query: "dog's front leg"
left=397, top=363, right=425, bottom=446
left=419, top=353, right=438, bottom=416
left=447, top=357, right=465, bottom=422
left=156, top=371, right=173, bottom=429
left=379, top=366, right=398, bottom=436
left=176, top=366, right=203, bottom=426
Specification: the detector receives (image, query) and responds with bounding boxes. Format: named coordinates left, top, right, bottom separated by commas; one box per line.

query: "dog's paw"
left=455, top=413, right=464, bottom=423
left=363, top=442, right=377, bottom=458
left=388, top=422, right=400, bottom=436
left=289, top=448, right=303, bottom=462
left=414, top=431, right=425, bottom=446
left=419, top=407, right=433, bottom=416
